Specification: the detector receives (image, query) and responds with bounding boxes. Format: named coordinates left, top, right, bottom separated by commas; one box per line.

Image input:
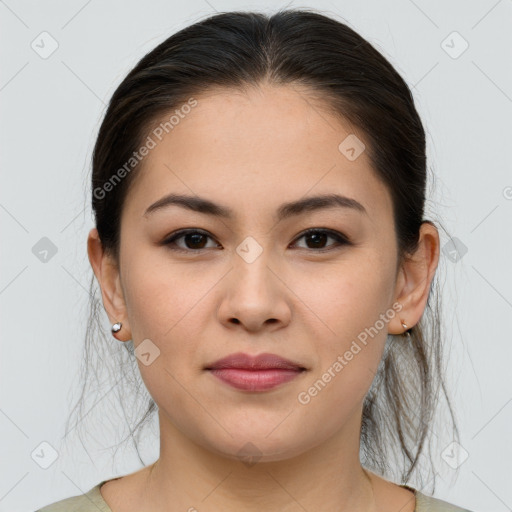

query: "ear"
left=389, top=221, right=440, bottom=335
left=87, top=228, right=131, bottom=341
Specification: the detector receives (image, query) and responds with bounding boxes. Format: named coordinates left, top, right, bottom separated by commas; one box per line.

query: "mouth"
left=205, top=352, right=307, bottom=392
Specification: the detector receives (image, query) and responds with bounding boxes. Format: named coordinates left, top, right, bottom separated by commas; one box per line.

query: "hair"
left=65, top=8, right=460, bottom=493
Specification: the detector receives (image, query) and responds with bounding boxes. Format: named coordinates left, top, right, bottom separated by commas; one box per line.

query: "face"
left=104, top=84, right=406, bottom=462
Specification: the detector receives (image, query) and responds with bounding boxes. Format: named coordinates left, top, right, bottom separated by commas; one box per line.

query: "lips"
left=205, top=352, right=307, bottom=392
left=205, top=352, right=306, bottom=371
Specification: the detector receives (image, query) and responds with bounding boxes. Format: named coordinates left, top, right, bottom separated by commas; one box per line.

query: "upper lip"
left=205, top=352, right=306, bottom=371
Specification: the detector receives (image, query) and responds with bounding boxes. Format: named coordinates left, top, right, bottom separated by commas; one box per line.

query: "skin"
left=88, top=83, right=439, bottom=512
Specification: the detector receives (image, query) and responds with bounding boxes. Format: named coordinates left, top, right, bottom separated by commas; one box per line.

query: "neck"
left=141, top=411, right=376, bottom=512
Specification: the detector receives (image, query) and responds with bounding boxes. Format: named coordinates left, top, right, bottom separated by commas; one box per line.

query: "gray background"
left=1, top=0, right=511, bottom=511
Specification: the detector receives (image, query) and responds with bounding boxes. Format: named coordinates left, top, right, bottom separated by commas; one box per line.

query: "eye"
left=162, top=229, right=220, bottom=252
left=291, top=228, right=351, bottom=252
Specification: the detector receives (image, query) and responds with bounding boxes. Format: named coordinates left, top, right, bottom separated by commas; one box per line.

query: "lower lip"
left=208, top=368, right=304, bottom=391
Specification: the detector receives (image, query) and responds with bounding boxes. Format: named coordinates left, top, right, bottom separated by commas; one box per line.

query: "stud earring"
left=111, top=322, right=122, bottom=334
left=400, top=319, right=412, bottom=337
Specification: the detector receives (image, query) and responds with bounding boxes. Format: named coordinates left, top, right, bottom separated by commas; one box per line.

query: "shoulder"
left=36, top=481, right=112, bottom=512
left=415, top=489, right=476, bottom=512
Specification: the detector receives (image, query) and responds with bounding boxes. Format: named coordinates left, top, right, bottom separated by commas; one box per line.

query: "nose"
left=216, top=244, right=292, bottom=333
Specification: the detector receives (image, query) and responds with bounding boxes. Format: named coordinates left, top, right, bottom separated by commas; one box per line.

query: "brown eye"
left=292, top=229, right=350, bottom=251
left=162, top=229, right=220, bottom=252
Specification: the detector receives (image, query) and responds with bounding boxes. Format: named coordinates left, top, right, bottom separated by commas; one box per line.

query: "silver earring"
left=111, top=322, right=122, bottom=334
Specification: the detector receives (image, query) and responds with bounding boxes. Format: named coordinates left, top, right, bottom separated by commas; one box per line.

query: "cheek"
left=121, top=252, right=217, bottom=372
left=297, top=253, right=395, bottom=379
left=304, top=253, right=393, bottom=332
left=120, top=259, right=210, bottom=416
left=290, top=265, right=394, bottom=429
left=121, top=244, right=200, bottom=339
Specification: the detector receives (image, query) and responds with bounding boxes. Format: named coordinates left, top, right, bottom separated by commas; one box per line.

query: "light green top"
left=36, top=481, right=475, bottom=512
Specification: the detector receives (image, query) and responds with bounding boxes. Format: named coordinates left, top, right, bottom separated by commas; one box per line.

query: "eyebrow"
left=143, top=193, right=368, bottom=221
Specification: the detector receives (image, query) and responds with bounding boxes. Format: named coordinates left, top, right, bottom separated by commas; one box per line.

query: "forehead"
left=123, top=84, right=393, bottom=226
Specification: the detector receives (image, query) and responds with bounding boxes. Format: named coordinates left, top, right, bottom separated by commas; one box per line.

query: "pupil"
left=187, top=233, right=206, bottom=249
left=308, top=232, right=326, bottom=248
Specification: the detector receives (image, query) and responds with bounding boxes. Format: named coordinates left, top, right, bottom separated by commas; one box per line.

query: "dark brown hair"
left=66, top=8, right=459, bottom=492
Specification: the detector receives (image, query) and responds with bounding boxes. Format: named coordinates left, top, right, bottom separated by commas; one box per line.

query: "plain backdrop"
left=1, top=1, right=511, bottom=511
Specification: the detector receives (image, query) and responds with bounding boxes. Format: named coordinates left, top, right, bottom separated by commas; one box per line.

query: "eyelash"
left=161, top=228, right=351, bottom=254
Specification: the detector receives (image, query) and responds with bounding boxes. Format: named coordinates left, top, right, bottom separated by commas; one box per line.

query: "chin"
left=199, top=428, right=314, bottom=465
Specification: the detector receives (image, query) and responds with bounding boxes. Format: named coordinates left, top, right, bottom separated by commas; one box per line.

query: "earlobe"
left=390, top=222, right=440, bottom=336
left=87, top=228, right=131, bottom=341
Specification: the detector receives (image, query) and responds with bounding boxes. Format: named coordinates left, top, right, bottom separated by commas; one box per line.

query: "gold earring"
left=400, top=319, right=411, bottom=337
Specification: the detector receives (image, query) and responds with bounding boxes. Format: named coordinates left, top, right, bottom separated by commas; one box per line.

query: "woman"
left=37, top=8, right=475, bottom=512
